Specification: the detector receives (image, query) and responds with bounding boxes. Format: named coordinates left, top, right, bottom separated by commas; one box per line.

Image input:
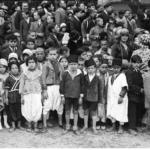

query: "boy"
left=35, top=47, right=46, bottom=70
left=80, top=58, right=102, bottom=135
left=87, top=51, right=93, bottom=60
left=76, top=48, right=88, bottom=61
left=1, top=34, right=22, bottom=61
left=26, top=38, right=35, bottom=52
left=60, top=55, right=84, bottom=135
left=78, top=57, right=87, bottom=75
left=58, top=46, right=70, bottom=61
left=96, top=59, right=109, bottom=130
left=42, top=47, right=64, bottom=133
left=107, top=58, right=128, bottom=134
left=126, top=55, right=144, bottom=135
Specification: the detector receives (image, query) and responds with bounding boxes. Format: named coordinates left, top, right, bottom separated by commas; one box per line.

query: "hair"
left=78, top=57, right=85, bottom=62
left=45, top=47, right=59, bottom=56
left=59, top=56, right=68, bottom=62
left=96, top=17, right=103, bottom=24
left=26, top=56, right=38, bottom=66
left=86, top=9, right=94, bottom=17
left=48, top=22, right=56, bottom=33
left=26, top=38, right=35, bottom=44
left=73, top=8, right=81, bottom=15
left=59, top=46, right=69, bottom=55
left=8, top=61, right=20, bottom=71
left=37, top=4, right=43, bottom=9
left=76, top=48, right=86, bottom=56
left=7, top=34, right=17, bottom=41
left=87, top=2, right=95, bottom=8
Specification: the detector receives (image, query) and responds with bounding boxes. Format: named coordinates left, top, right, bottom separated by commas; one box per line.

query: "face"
left=62, top=27, right=67, bottom=32
left=69, top=62, right=78, bottom=71
left=29, top=32, right=36, bottom=40
left=53, top=25, right=60, bottom=33
left=78, top=61, right=84, bottom=70
left=80, top=52, right=87, bottom=61
left=60, top=0, right=66, bottom=8
left=107, top=6, right=112, bottom=12
left=0, top=64, right=7, bottom=74
left=47, top=15, right=53, bottom=23
left=87, top=65, right=96, bottom=75
left=125, top=11, right=130, bottom=18
left=99, top=64, right=108, bottom=74
left=9, top=40, right=17, bottom=47
left=47, top=50, right=58, bottom=61
left=87, top=52, right=92, bottom=60
left=91, top=12, right=96, bottom=18
left=36, top=51, right=45, bottom=61
left=107, top=56, right=113, bottom=67
left=37, top=6, right=43, bottom=12
left=113, top=65, right=121, bottom=74
left=22, top=3, right=28, bottom=12
left=93, top=57, right=100, bottom=67
left=132, top=62, right=141, bottom=70
left=76, top=11, right=82, bottom=18
left=31, top=7, right=36, bottom=14
left=34, top=12, right=39, bottom=21
left=28, top=59, right=36, bottom=70
left=22, top=12, right=28, bottom=19
left=23, top=54, right=29, bottom=62
left=79, top=4, right=85, bottom=10
left=60, top=58, right=68, bottom=69
left=16, top=6, right=21, bottom=11
left=98, top=18, right=104, bottom=26
left=121, top=34, right=128, bottom=42
left=64, top=50, right=70, bottom=58
left=101, top=40, right=108, bottom=51
left=50, top=4, right=55, bottom=11
left=0, top=10, right=4, bottom=17
left=11, top=64, right=19, bottom=75
left=26, top=42, right=35, bottom=50
left=119, top=14, right=124, bottom=19
left=90, top=5, right=95, bottom=11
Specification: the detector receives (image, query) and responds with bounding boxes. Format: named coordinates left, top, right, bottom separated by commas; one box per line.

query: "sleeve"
left=119, top=87, right=128, bottom=98
left=81, top=20, right=87, bottom=38
left=80, top=73, right=84, bottom=97
left=55, top=11, right=61, bottom=26
left=41, top=64, right=48, bottom=90
left=19, top=74, right=25, bottom=94
left=125, top=71, right=142, bottom=94
left=69, top=19, right=75, bottom=32
left=98, top=78, right=102, bottom=103
left=5, top=77, right=10, bottom=89
left=60, top=72, right=66, bottom=96
left=89, top=28, right=97, bottom=40
left=111, top=44, right=117, bottom=58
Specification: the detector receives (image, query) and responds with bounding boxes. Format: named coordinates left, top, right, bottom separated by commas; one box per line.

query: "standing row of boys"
left=0, top=44, right=146, bottom=136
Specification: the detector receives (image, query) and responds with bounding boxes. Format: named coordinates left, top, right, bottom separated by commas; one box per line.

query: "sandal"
left=26, top=127, right=32, bottom=132
left=9, top=127, right=16, bottom=132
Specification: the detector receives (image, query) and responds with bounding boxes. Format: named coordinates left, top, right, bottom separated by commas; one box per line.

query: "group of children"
left=0, top=33, right=147, bottom=136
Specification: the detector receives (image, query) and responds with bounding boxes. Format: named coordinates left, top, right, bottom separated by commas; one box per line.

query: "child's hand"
left=118, top=97, right=123, bottom=104
left=43, top=91, right=48, bottom=100
left=21, top=97, right=24, bottom=105
left=5, top=98, right=9, bottom=105
left=61, top=96, right=65, bottom=104
left=79, top=97, right=83, bottom=105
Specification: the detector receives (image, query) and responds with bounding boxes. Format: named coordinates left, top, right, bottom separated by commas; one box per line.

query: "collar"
left=25, top=17, right=30, bottom=22
left=9, top=46, right=17, bottom=51
left=74, top=15, right=79, bottom=21
left=88, top=73, right=95, bottom=77
left=104, top=10, right=108, bottom=15
left=67, top=69, right=82, bottom=77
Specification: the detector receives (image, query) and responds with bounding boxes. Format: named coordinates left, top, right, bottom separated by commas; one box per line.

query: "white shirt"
left=88, top=74, right=95, bottom=82
left=25, top=18, right=30, bottom=24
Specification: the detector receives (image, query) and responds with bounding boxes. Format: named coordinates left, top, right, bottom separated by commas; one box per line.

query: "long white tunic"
left=107, top=73, right=128, bottom=123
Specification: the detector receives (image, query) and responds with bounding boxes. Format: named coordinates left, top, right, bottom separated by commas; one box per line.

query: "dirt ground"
left=0, top=123, right=150, bottom=148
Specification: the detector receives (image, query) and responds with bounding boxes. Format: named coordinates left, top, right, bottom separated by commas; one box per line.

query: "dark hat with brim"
left=131, top=55, right=142, bottom=63
left=69, top=30, right=80, bottom=41
left=112, top=58, right=122, bottom=67
left=85, top=58, right=96, bottom=68
left=68, top=55, right=78, bottom=63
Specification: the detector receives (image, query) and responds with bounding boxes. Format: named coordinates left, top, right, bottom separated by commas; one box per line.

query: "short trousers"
left=65, top=98, right=79, bottom=111
left=83, top=101, right=98, bottom=112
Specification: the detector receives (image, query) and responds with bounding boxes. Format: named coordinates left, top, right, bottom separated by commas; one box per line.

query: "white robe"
left=107, top=73, right=128, bottom=123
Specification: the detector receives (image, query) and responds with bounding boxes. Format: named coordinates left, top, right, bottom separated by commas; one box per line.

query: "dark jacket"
left=1, top=47, right=22, bottom=60
left=60, top=69, right=84, bottom=99
left=101, top=11, right=109, bottom=25
left=20, top=18, right=33, bottom=42
left=69, top=16, right=81, bottom=33
left=14, top=11, right=23, bottom=31
left=46, top=33, right=61, bottom=48
left=125, top=67, right=144, bottom=103
left=83, top=74, right=102, bottom=103
left=67, top=39, right=82, bottom=55
left=111, top=42, right=132, bottom=61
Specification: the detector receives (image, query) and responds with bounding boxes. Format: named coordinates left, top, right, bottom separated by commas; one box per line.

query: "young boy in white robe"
left=107, top=58, right=128, bottom=134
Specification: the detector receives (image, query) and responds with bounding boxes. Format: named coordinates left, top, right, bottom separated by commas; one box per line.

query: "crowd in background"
left=0, top=0, right=150, bottom=136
